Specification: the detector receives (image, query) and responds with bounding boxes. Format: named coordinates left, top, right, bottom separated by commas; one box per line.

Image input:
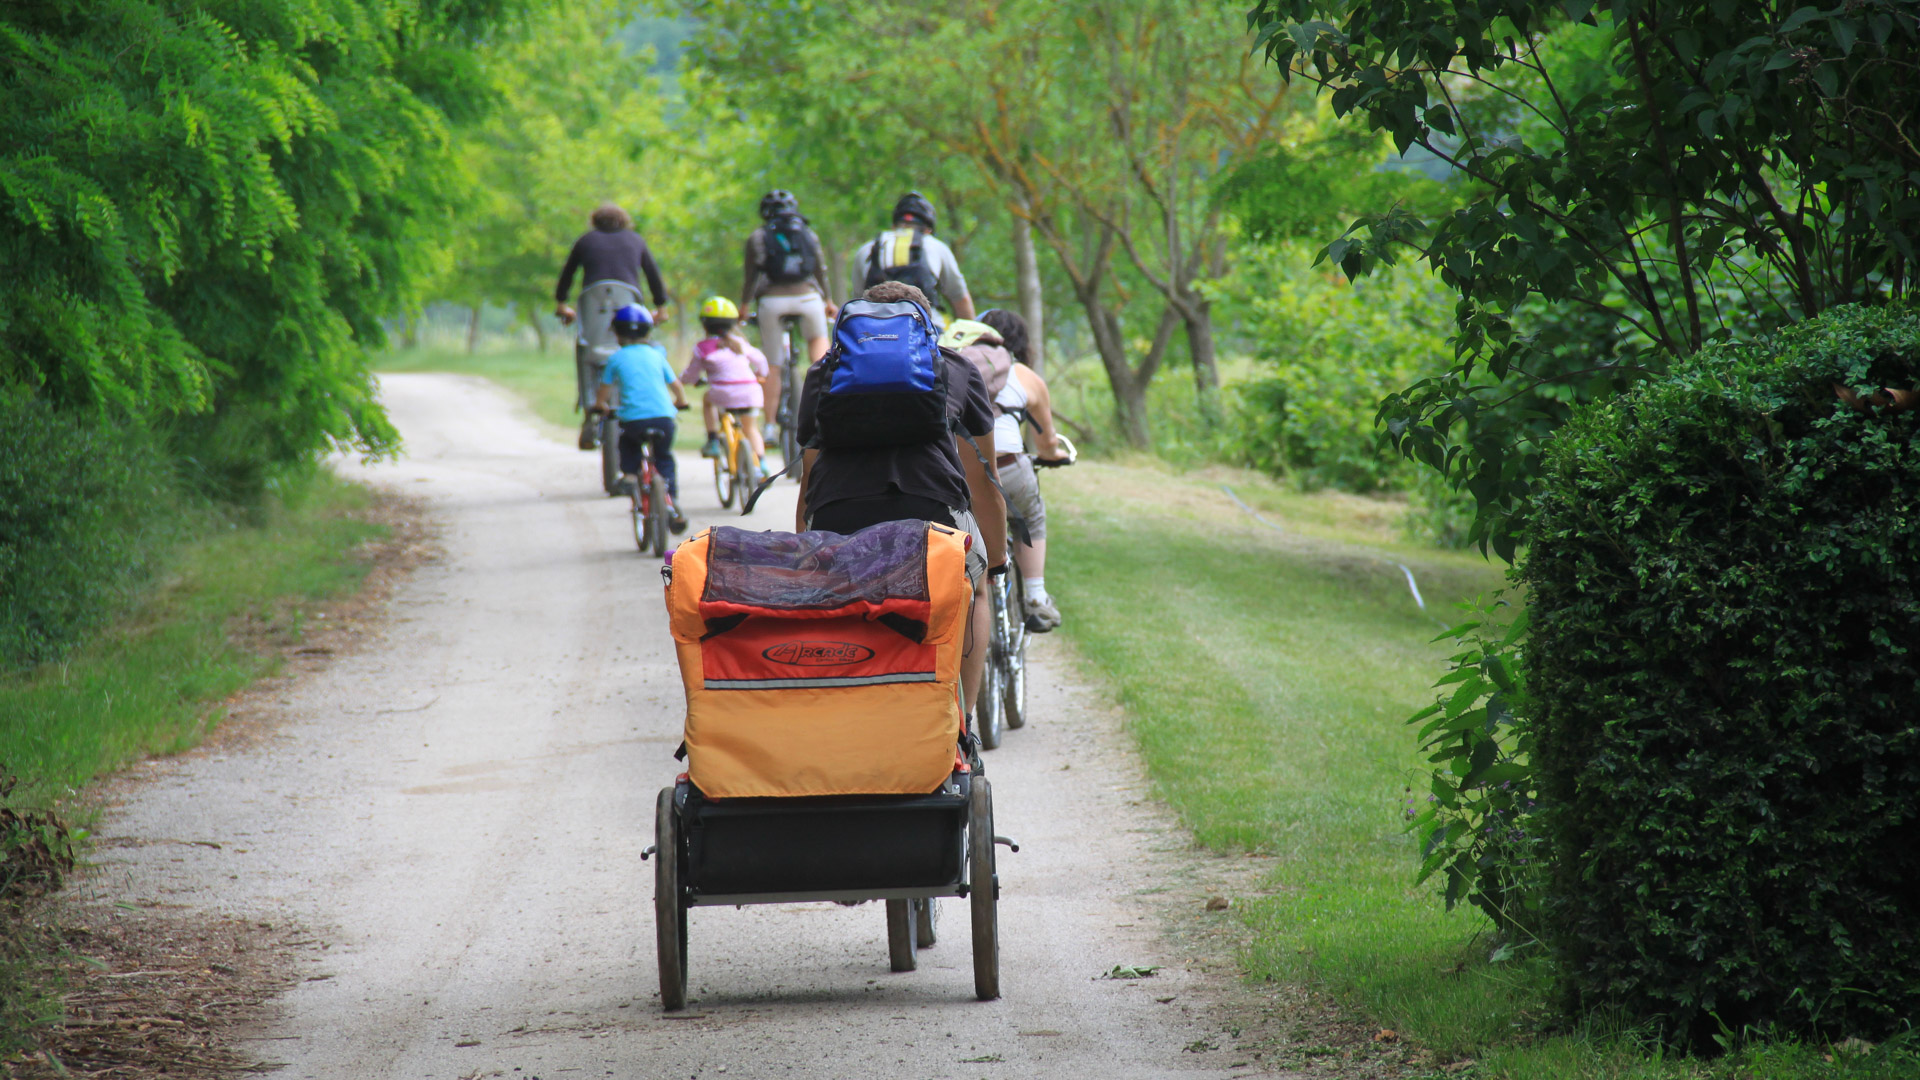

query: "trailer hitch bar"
left=995, top=835, right=1020, bottom=853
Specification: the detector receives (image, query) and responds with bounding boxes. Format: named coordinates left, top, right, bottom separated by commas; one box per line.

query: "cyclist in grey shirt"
left=849, top=192, right=975, bottom=328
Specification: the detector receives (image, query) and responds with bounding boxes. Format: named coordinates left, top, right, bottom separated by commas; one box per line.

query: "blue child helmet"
left=612, top=303, right=653, bottom=331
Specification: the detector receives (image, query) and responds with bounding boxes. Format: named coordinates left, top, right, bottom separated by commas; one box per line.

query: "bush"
left=1210, top=241, right=1455, bottom=491
left=0, top=394, right=182, bottom=669
left=1521, top=304, right=1920, bottom=1044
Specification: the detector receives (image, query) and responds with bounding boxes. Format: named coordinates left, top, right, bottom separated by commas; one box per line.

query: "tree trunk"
left=525, top=302, right=548, bottom=353
left=1013, top=208, right=1045, bottom=374
left=1184, top=295, right=1220, bottom=425
left=402, top=313, right=420, bottom=349
left=466, top=305, right=482, bottom=354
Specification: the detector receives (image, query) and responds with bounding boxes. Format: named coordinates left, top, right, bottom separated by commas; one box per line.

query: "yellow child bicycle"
left=711, top=406, right=763, bottom=515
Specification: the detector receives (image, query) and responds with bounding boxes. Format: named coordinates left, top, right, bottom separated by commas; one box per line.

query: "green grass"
left=1047, top=460, right=1916, bottom=1079
left=374, top=342, right=718, bottom=452
left=0, top=471, right=387, bottom=805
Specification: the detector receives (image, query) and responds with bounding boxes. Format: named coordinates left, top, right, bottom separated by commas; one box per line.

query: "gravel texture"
left=90, top=373, right=1287, bottom=1080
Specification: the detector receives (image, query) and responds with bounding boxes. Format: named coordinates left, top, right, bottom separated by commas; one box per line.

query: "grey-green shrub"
left=0, top=395, right=180, bottom=669
left=1521, top=304, right=1920, bottom=1044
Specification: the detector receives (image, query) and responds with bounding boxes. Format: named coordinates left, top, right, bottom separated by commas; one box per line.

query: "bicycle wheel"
left=655, top=787, right=689, bottom=1011
left=778, top=339, right=801, bottom=471
left=648, top=474, right=670, bottom=558
left=631, top=497, right=649, bottom=552
left=976, top=591, right=1005, bottom=751
left=600, top=415, right=622, bottom=496
left=885, top=898, right=918, bottom=973
left=913, top=897, right=938, bottom=948
left=969, top=778, right=1000, bottom=1001
left=735, top=442, right=760, bottom=517
left=714, top=442, right=736, bottom=509
left=1003, top=562, right=1029, bottom=730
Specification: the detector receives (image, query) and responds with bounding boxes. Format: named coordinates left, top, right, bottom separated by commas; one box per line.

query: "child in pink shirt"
left=684, top=305, right=770, bottom=462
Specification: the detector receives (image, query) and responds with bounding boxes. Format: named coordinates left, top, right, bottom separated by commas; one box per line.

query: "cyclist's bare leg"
left=962, top=577, right=988, bottom=717
left=1015, top=537, right=1045, bottom=581
left=701, top=394, right=720, bottom=439
left=805, top=332, right=829, bottom=363
left=738, top=410, right=766, bottom=459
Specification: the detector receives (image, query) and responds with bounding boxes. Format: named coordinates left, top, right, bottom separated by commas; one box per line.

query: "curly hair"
left=863, top=281, right=932, bottom=308
left=590, top=202, right=632, bottom=232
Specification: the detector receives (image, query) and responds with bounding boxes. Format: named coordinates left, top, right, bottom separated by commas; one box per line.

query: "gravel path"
left=93, top=373, right=1271, bottom=1080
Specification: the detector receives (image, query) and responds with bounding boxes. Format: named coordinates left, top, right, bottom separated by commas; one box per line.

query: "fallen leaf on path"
left=1103, top=964, right=1160, bottom=979
left=1205, top=896, right=1230, bottom=911
left=1373, top=1029, right=1399, bottom=1043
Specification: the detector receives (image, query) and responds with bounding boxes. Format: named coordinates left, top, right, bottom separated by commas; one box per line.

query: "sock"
left=1024, top=577, right=1047, bottom=604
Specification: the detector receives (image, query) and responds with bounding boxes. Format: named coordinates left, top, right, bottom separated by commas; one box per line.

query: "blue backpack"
left=812, top=298, right=952, bottom=449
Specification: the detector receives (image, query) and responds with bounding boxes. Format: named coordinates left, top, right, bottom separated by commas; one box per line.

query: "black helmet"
left=893, top=191, right=936, bottom=233
left=759, top=189, right=798, bottom=219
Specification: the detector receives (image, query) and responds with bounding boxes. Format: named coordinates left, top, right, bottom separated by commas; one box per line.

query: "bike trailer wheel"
left=655, top=787, right=689, bottom=1011
left=969, top=777, right=1000, bottom=1001
left=885, top=898, right=919, bottom=973
left=648, top=474, right=670, bottom=558
left=736, top=452, right=759, bottom=517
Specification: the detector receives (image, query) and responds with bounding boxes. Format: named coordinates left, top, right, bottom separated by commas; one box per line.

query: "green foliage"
left=1210, top=242, right=1455, bottom=490
left=0, top=0, right=550, bottom=485
left=1521, top=303, right=1920, bottom=1044
left=0, top=394, right=183, bottom=669
left=0, top=470, right=384, bottom=804
left=1249, top=1, right=1920, bottom=557
left=1406, top=597, right=1540, bottom=937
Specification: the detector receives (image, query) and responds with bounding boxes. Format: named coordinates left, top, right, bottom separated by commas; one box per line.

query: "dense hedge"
left=0, top=395, right=179, bottom=669
left=1521, top=304, right=1920, bottom=1044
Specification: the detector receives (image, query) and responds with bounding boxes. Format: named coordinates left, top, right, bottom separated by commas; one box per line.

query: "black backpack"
left=761, top=213, right=820, bottom=285
left=862, top=228, right=943, bottom=307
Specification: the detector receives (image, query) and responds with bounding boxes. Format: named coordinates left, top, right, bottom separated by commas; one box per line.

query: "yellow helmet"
left=700, top=296, right=739, bottom=321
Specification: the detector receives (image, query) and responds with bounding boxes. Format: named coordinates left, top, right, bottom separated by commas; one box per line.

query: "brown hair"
left=863, top=281, right=932, bottom=308
left=590, top=202, right=631, bottom=232
left=977, top=309, right=1028, bottom=364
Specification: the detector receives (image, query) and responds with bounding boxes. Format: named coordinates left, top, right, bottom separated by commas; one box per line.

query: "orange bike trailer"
left=663, top=521, right=970, bottom=798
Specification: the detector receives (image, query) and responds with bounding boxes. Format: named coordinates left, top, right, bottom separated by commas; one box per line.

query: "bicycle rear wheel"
left=714, top=450, right=736, bottom=508
left=600, top=416, right=622, bottom=496
left=976, top=588, right=1006, bottom=750
left=1003, top=561, right=1029, bottom=730
left=648, top=474, right=670, bottom=558
left=735, top=443, right=760, bottom=517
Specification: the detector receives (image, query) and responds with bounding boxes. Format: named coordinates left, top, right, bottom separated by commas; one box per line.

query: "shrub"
left=0, top=394, right=181, bottom=669
left=1521, top=303, right=1920, bottom=1044
left=1406, top=596, right=1542, bottom=939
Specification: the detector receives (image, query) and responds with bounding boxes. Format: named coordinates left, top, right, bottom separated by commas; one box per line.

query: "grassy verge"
left=1, top=469, right=389, bottom=1056
left=1, top=471, right=386, bottom=805
left=1047, top=460, right=1916, bottom=1079
left=374, top=343, right=713, bottom=453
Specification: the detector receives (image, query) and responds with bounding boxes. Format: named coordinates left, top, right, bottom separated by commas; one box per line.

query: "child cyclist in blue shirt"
left=592, top=304, right=692, bottom=533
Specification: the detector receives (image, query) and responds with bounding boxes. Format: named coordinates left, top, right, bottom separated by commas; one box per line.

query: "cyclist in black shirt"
left=793, top=281, right=1007, bottom=718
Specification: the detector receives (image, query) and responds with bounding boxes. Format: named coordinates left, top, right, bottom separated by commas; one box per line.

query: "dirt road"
left=95, top=373, right=1270, bottom=1079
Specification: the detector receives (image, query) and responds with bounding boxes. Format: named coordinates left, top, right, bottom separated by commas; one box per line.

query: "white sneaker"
left=1024, top=595, right=1061, bottom=633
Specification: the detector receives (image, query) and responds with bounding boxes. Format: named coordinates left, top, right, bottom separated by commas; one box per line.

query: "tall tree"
left=1, top=0, right=550, bottom=490
left=1249, top=0, right=1920, bottom=555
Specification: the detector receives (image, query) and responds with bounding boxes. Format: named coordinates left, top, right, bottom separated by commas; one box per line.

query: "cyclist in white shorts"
left=976, top=308, right=1070, bottom=631
left=741, top=190, right=836, bottom=413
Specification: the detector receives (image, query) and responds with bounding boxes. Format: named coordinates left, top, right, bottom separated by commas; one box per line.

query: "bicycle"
left=608, top=419, right=674, bottom=558
left=974, top=436, right=1076, bottom=749
left=974, top=558, right=1029, bottom=751
left=711, top=407, right=763, bottom=515
left=767, top=313, right=804, bottom=475
left=569, top=279, right=646, bottom=496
